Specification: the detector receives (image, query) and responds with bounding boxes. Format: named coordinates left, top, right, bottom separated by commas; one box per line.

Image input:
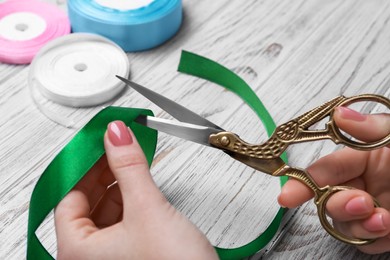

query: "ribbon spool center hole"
left=74, top=63, right=88, bottom=72
left=15, top=23, right=28, bottom=32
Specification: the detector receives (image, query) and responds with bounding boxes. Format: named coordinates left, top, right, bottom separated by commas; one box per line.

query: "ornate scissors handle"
left=327, top=94, right=390, bottom=149
left=273, top=166, right=379, bottom=245
left=210, top=130, right=380, bottom=245
left=211, top=94, right=389, bottom=160
left=209, top=94, right=389, bottom=245
left=277, top=94, right=390, bottom=151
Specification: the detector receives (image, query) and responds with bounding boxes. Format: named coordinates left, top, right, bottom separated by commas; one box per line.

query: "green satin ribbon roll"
left=27, top=51, right=288, bottom=259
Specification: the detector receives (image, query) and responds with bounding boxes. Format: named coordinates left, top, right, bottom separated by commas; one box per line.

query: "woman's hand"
left=278, top=107, right=390, bottom=254
left=55, top=121, right=218, bottom=259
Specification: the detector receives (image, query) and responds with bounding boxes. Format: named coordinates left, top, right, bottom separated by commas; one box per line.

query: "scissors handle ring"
left=329, top=94, right=390, bottom=150
left=316, top=185, right=379, bottom=245
left=280, top=166, right=380, bottom=245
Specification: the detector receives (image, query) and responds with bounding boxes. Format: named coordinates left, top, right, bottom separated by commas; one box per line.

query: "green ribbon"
left=27, top=107, right=157, bottom=259
left=27, top=51, right=287, bottom=260
left=178, top=51, right=288, bottom=259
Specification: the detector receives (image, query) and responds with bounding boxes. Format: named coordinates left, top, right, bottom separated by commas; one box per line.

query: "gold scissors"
left=117, top=76, right=390, bottom=245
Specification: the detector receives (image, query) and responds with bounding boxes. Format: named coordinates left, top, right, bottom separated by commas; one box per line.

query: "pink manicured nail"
left=336, top=107, right=367, bottom=121
left=345, top=196, right=371, bottom=215
left=108, top=121, right=133, bottom=146
left=363, top=213, right=387, bottom=232
left=277, top=194, right=287, bottom=208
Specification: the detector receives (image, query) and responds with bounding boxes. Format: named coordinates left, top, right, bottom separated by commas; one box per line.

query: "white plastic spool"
left=29, top=33, right=130, bottom=127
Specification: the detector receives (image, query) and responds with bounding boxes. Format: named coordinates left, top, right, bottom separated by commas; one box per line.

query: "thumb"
left=104, top=120, right=165, bottom=211
left=334, top=107, right=390, bottom=146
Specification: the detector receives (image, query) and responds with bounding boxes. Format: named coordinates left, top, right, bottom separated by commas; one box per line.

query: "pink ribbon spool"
left=0, top=0, right=70, bottom=64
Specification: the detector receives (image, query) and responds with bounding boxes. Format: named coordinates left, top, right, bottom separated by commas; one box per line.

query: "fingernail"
left=336, top=107, right=367, bottom=122
left=345, top=196, right=371, bottom=215
left=363, top=213, right=387, bottom=232
left=108, top=121, right=133, bottom=146
left=277, top=194, right=287, bottom=208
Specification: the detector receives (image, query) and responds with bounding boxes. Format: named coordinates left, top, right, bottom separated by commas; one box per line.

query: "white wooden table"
left=1, top=0, right=389, bottom=259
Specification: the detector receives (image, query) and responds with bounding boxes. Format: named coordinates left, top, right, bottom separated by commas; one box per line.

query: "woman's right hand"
left=278, top=107, right=390, bottom=254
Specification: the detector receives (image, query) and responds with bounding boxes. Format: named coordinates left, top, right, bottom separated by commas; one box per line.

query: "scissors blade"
left=135, top=115, right=222, bottom=147
left=116, top=76, right=224, bottom=130
left=137, top=115, right=286, bottom=175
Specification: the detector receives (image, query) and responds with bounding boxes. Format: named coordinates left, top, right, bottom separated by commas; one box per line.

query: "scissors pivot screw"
left=220, top=136, right=230, bottom=146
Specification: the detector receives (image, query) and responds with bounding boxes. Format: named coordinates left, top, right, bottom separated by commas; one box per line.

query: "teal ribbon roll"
left=67, top=0, right=182, bottom=52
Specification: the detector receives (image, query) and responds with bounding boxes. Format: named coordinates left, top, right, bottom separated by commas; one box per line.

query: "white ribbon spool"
left=29, top=33, right=130, bottom=127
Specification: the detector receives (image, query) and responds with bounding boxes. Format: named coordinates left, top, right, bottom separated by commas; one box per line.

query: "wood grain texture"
left=0, top=0, right=389, bottom=259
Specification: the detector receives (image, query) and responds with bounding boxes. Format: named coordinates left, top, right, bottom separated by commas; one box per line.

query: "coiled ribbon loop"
left=29, top=33, right=130, bottom=128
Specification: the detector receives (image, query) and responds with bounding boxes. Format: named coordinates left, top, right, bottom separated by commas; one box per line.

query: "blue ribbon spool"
left=67, top=0, right=182, bottom=52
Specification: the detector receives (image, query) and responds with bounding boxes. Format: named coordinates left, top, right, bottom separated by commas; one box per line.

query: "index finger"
left=54, top=188, right=98, bottom=243
left=54, top=159, right=108, bottom=243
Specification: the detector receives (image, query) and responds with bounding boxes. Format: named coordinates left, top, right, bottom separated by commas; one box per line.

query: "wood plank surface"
left=0, top=0, right=389, bottom=259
